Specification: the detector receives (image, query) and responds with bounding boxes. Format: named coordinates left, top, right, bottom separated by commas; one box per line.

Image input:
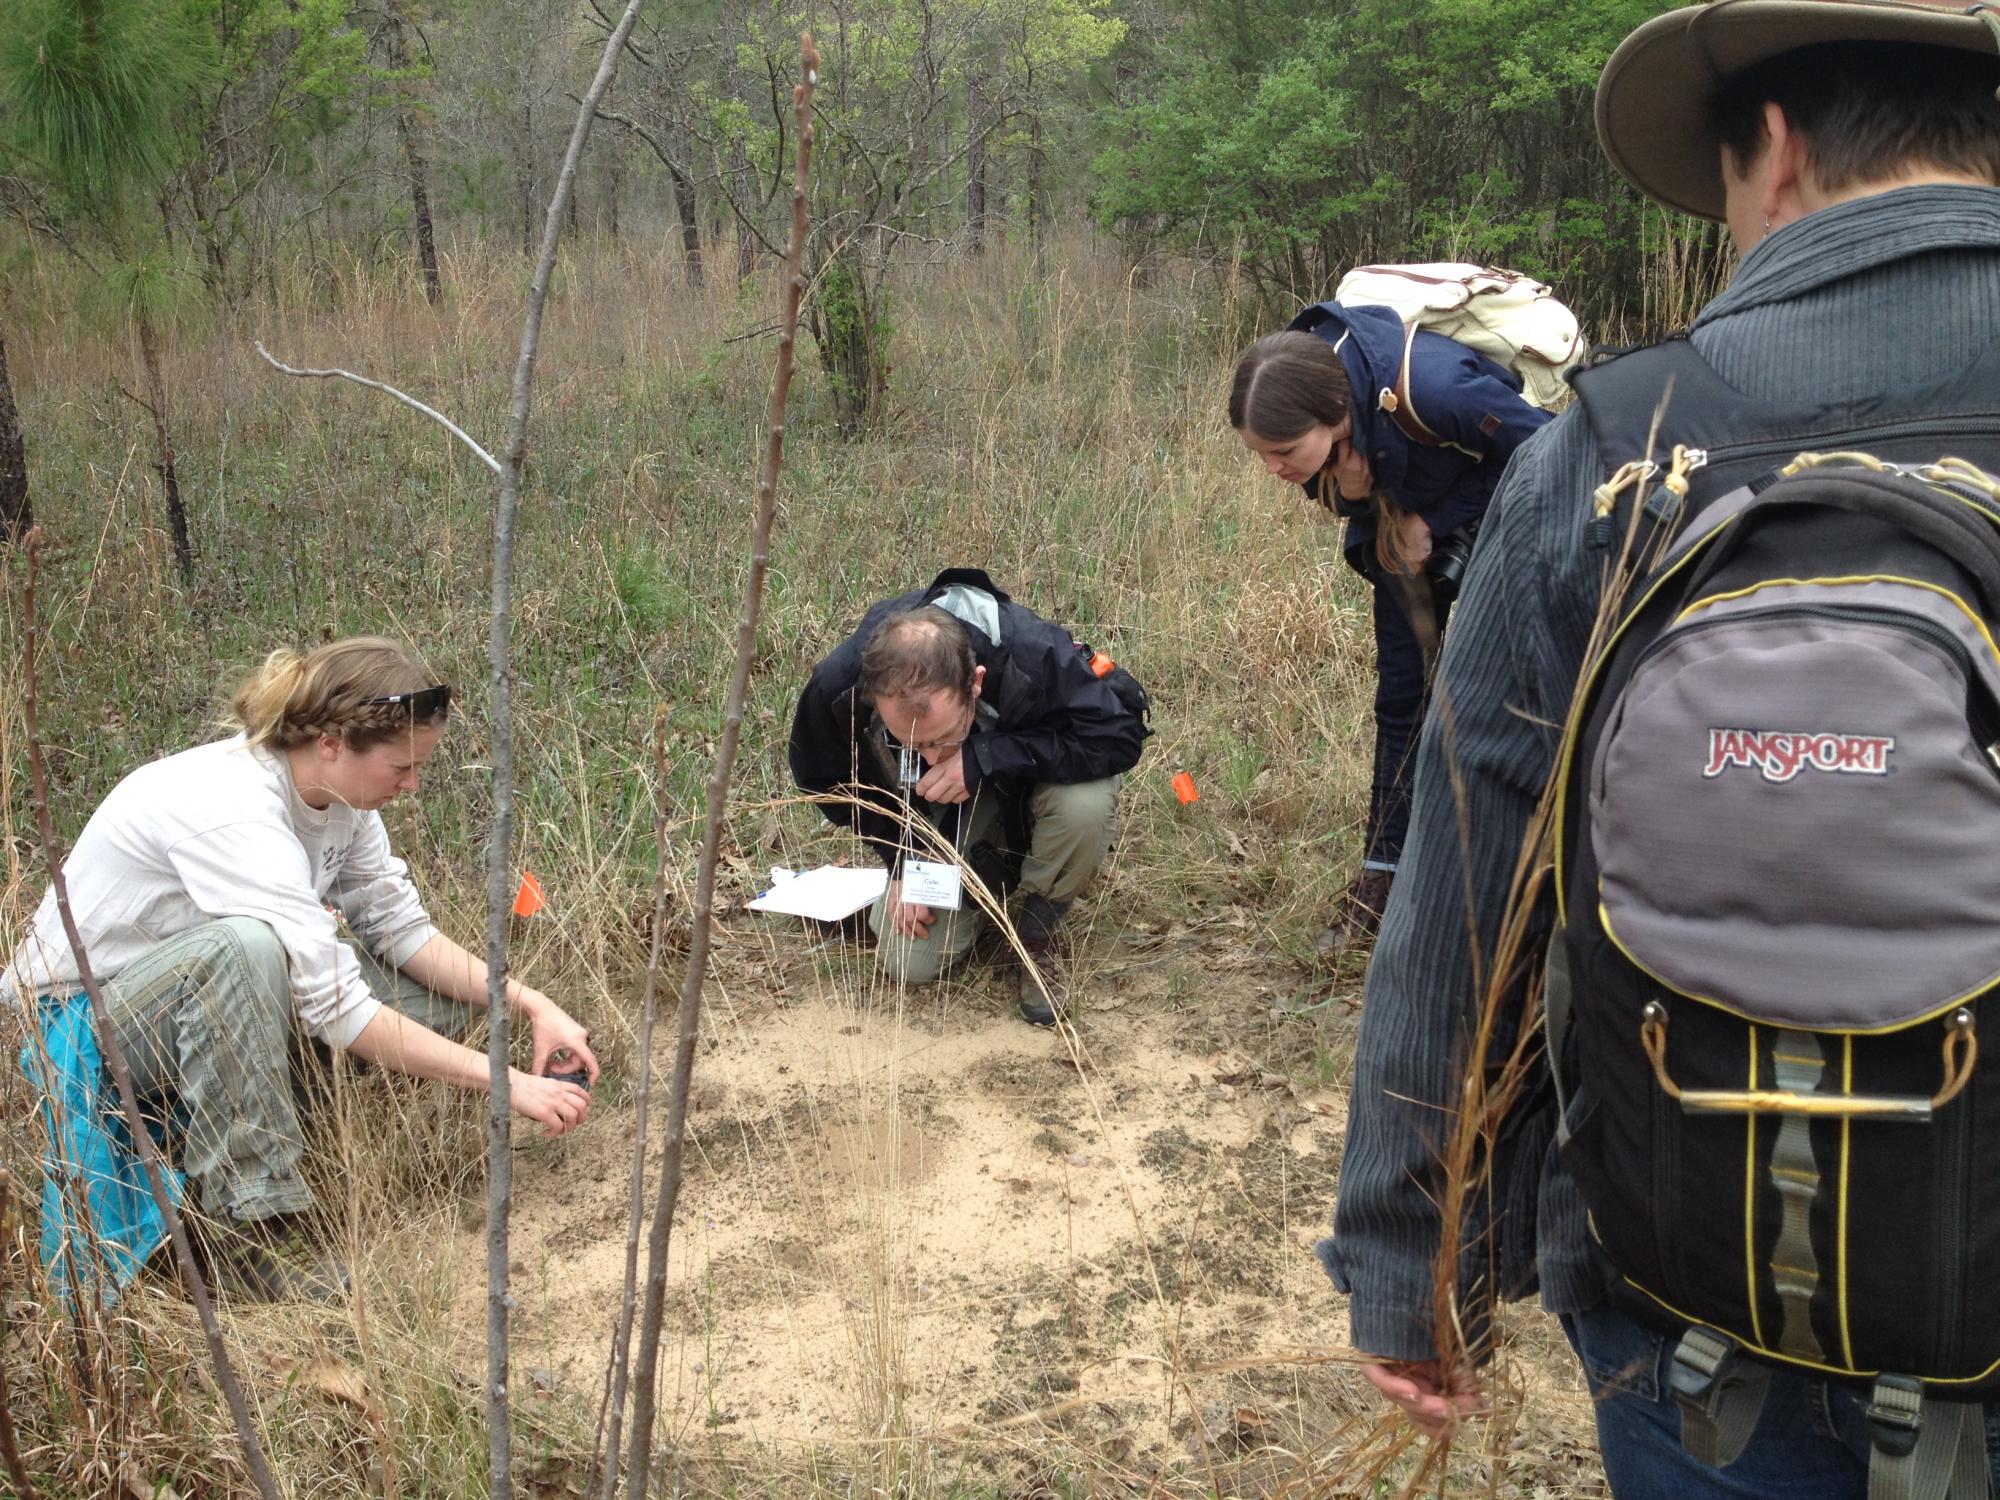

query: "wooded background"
left=0, top=0, right=1724, bottom=548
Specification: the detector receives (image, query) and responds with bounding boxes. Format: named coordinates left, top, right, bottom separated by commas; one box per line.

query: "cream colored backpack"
left=1335, top=262, right=1583, bottom=410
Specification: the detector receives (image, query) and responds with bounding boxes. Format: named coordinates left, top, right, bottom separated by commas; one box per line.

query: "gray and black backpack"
left=1553, top=337, right=2000, bottom=1490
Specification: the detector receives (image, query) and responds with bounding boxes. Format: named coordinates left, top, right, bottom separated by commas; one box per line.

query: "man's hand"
left=885, top=879, right=935, bottom=938
left=1396, top=509, right=1433, bottom=568
left=1360, top=1359, right=1486, bottom=1437
left=915, top=748, right=971, bottom=804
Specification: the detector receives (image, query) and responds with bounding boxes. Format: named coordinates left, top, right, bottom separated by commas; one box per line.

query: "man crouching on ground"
left=789, top=568, right=1148, bottom=1024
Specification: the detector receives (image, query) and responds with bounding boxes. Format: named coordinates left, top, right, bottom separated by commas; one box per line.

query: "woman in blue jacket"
left=1230, top=302, right=1549, bottom=961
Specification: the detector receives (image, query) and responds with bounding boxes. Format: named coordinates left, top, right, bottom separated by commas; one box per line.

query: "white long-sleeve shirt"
left=6, top=735, right=439, bottom=1049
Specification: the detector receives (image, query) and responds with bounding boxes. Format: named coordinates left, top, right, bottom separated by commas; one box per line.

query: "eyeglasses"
left=366, top=684, right=452, bottom=721
left=880, top=695, right=977, bottom=757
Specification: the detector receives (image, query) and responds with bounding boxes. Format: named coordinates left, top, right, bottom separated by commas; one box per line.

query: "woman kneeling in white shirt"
left=9, top=635, right=596, bottom=1299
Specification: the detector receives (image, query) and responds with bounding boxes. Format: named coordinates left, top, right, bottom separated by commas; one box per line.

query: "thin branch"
left=16, top=530, right=281, bottom=1500
left=114, top=383, right=157, bottom=419
left=252, top=342, right=502, bottom=476
left=587, top=103, right=784, bottom=259
left=763, top=55, right=790, bottom=208
left=620, top=33, right=820, bottom=1500
left=582, top=0, right=653, bottom=65
left=484, top=0, right=653, bottom=1492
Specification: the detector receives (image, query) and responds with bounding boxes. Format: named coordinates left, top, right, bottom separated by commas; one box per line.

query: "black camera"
left=1425, top=521, right=1482, bottom=605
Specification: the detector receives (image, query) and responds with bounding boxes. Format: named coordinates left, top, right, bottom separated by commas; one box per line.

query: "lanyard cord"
left=895, top=741, right=966, bottom=866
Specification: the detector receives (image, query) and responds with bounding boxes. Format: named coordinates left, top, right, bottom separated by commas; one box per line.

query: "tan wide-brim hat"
left=1596, top=0, right=2000, bottom=221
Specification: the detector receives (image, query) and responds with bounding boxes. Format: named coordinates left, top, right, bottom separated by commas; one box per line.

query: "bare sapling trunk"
left=134, top=313, right=192, bottom=580
left=482, top=2, right=654, bottom=1492
left=0, top=327, right=29, bottom=543
left=591, top=711, right=672, bottom=1500
left=617, top=34, right=820, bottom=1500
left=15, top=530, right=278, bottom=1500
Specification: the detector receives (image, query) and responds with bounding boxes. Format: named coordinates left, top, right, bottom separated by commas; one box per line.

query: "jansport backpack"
left=1553, top=336, right=2000, bottom=1490
left=1334, top=262, right=1583, bottom=412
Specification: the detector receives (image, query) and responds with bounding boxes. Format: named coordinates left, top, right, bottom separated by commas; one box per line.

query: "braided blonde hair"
left=230, top=637, right=444, bottom=751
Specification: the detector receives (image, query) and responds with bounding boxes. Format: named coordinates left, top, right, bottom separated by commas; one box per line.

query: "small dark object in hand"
left=545, top=1066, right=591, bottom=1090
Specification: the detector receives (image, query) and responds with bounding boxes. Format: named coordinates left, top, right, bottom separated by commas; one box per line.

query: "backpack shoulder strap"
left=1384, top=322, right=1495, bottom=458
left=1571, top=338, right=1745, bottom=468
left=1387, top=320, right=1444, bottom=448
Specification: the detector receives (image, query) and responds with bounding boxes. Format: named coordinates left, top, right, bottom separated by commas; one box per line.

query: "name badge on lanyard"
left=893, top=738, right=967, bottom=910
left=902, top=858, right=963, bottom=910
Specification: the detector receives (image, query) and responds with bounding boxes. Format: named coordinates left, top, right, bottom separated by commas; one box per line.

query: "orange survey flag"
left=1171, top=770, right=1200, bottom=805
left=513, top=870, right=547, bottom=917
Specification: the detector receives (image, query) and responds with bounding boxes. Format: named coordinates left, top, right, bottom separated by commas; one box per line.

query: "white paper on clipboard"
left=747, top=865, right=888, bottom=921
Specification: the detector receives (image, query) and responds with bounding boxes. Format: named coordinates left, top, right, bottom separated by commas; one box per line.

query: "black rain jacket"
left=788, top=568, right=1147, bottom=868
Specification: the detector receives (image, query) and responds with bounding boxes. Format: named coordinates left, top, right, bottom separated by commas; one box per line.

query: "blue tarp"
left=22, top=991, right=183, bottom=1302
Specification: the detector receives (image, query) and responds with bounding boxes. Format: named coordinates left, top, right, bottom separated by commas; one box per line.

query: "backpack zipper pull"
left=1662, top=445, right=1708, bottom=500
left=1587, top=459, right=1658, bottom=551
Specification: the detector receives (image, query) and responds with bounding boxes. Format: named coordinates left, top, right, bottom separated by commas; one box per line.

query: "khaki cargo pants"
left=870, top=775, right=1119, bottom=984
left=99, top=916, right=464, bottom=1225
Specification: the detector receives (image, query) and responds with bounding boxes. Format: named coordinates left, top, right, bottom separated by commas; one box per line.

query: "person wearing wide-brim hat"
left=1320, top=2, right=2000, bottom=1492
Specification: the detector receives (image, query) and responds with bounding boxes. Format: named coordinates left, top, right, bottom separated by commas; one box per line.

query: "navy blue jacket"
left=1289, top=301, right=1551, bottom=558
left=789, top=568, right=1147, bottom=867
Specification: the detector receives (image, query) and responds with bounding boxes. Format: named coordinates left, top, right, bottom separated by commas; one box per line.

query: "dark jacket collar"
left=923, top=567, right=1012, bottom=603
left=1290, top=301, right=1413, bottom=499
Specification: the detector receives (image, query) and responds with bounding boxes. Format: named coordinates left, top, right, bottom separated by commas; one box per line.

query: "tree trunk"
left=967, top=77, right=988, bottom=255
left=723, top=5, right=753, bottom=281
left=668, top=153, right=703, bottom=287
left=404, top=112, right=443, bottom=302
left=385, top=2, right=442, bottom=304
left=605, top=151, right=623, bottom=240
left=519, top=104, right=535, bottom=258
left=1028, top=109, right=1044, bottom=252
left=135, top=314, right=193, bottom=580
left=187, top=176, right=228, bottom=295
left=0, top=328, right=29, bottom=545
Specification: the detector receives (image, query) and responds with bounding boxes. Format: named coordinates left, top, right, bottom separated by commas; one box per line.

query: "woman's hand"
left=507, top=1069, right=591, bottom=1138
left=1330, top=435, right=1376, bottom=502
left=1396, top=509, right=1433, bottom=567
left=520, top=989, right=600, bottom=1084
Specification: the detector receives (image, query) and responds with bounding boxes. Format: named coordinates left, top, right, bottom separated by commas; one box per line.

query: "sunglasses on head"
left=365, top=683, right=452, bottom=721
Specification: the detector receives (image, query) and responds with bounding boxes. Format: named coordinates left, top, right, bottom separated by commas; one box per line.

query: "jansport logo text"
left=1703, top=729, right=1896, bottom=784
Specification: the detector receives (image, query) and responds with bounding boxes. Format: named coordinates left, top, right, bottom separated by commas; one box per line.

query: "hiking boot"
left=201, top=1215, right=349, bottom=1306
left=1312, top=870, right=1394, bottom=966
left=1015, top=894, right=1072, bottom=1027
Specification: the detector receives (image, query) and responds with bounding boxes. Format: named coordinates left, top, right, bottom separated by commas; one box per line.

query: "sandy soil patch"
left=444, top=921, right=1604, bottom=1491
